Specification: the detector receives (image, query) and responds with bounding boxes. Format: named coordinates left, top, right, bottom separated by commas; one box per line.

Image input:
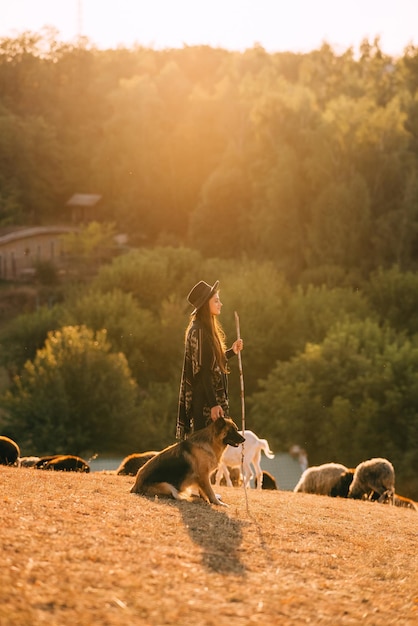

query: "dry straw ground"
left=1, top=466, right=417, bottom=626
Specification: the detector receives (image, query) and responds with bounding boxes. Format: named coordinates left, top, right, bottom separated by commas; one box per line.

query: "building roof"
left=0, top=226, right=78, bottom=245
left=66, top=194, right=102, bottom=207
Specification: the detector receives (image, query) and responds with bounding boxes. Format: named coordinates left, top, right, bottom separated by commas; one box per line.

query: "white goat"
left=293, top=462, right=349, bottom=496
left=348, top=457, right=395, bottom=502
left=215, top=430, right=275, bottom=489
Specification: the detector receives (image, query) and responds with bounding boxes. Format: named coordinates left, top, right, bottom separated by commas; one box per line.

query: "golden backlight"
left=2, top=0, right=417, bottom=56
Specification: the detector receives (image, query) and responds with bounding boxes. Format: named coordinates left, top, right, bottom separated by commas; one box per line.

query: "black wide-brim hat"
left=187, top=280, right=219, bottom=314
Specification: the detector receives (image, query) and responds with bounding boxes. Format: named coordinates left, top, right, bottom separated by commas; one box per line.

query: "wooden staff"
left=234, top=311, right=245, bottom=435
left=235, top=311, right=250, bottom=513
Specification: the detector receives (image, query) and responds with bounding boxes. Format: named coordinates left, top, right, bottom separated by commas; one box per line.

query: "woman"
left=176, top=280, right=244, bottom=440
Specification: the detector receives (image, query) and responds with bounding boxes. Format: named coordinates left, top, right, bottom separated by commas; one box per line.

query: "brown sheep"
left=255, top=470, right=278, bottom=490
left=116, top=452, right=159, bottom=476
left=34, top=455, right=62, bottom=469
left=330, top=469, right=355, bottom=497
left=211, top=465, right=242, bottom=487
left=388, top=493, right=418, bottom=511
left=0, top=436, right=20, bottom=465
left=41, top=455, right=90, bottom=472
left=367, top=490, right=417, bottom=511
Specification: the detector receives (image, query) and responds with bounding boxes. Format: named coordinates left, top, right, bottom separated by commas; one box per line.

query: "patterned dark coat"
left=176, top=320, right=235, bottom=440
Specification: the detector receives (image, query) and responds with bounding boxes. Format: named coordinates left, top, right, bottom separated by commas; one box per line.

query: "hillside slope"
left=1, top=467, right=417, bottom=626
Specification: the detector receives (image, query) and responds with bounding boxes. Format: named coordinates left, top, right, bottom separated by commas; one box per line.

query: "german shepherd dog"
left=130, top=417, right=245, bottom=506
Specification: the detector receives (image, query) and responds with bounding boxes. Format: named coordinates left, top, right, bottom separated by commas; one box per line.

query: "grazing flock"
left=1, top=431, right=416, bottom=511
left=294, top=458, right=417, bottom=511
left=0, top=435, right=91, bottom=473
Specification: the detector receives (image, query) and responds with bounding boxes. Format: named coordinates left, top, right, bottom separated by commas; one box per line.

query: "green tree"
left=248, top=145, right=307, bottom=274
left=134, top=382, right=180, bottom=450
left=213, top=261, right=293, bottom=406
left=188, top=158, right=252, bottom=258
left=2, top=325, right=140, bottom=455
left=285, top=283, right=373, bottom=353
left=306, top=175, right=372, bottom=271
left=93, top=73, right=166, bottom=241
left=92, top=246, right=204, bottom=312
left=0, top=304, right=67, bottom=375
left=64, top=288, right=176, bottom=386
left=249, top=319, right=418, bottom=497
left=60, top=221, right=117, bottom=277
left=0, top=105, right=63, bottom=223
left=366, top=265, right=418, bottom=334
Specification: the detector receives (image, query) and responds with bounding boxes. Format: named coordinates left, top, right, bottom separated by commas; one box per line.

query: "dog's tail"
left=261, top=439, right=275, bottom=459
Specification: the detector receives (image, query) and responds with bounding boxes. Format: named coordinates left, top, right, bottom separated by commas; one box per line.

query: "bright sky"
left=2, top=0, right=418, bottom=57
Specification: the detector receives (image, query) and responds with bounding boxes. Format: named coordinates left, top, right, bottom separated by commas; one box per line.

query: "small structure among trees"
left=66, top=194, right=102, bottom=224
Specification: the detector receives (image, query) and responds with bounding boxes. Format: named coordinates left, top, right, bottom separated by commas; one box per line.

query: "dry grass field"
left=1, top=466, right=417, bottom=626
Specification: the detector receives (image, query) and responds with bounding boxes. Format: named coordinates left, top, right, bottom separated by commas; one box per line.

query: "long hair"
left=186, top=298, right=228, bottom=373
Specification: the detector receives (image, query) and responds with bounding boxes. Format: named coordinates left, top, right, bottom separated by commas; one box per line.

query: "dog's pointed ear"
left=214, top=416, right=227, bottom=432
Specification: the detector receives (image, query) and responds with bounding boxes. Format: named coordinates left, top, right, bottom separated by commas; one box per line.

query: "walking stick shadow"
left=176, top=500, right=248, bottom=575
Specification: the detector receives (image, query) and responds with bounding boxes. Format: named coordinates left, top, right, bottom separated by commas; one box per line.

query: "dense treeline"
left=1, top=249, right=418, bottom=497
left=1, top=33, right=418, bottom=497
left=2, top=32, right=418, bottom=279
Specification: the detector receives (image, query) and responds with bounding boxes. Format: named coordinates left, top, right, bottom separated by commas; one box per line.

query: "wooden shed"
left=66, top=193, right=102, bottom=224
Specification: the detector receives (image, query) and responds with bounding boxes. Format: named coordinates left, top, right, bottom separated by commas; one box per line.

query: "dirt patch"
left=1, top=467, right=417, bottom=626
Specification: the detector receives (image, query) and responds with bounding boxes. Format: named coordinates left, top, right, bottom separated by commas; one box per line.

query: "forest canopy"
left=1, top=32, right=418, bottom=281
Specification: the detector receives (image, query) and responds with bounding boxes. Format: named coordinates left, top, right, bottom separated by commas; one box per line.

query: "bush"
left=1, top=325, right=140, bottom=455
left=249, top=319, right=418, bottom=498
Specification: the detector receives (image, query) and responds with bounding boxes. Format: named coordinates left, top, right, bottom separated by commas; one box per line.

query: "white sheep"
left=293, top=462, right=349, bottom=496
left=348, top=457, right=395, bottom=502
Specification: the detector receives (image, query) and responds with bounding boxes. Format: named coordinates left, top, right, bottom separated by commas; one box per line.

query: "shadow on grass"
left=147, top=495, right=249, bottom=575
left=177, top=499, right=249, bottom=575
